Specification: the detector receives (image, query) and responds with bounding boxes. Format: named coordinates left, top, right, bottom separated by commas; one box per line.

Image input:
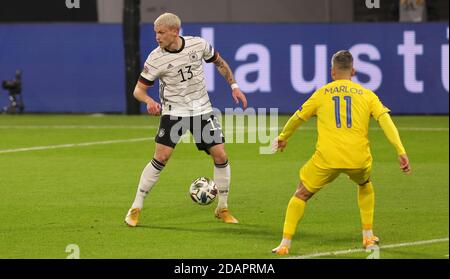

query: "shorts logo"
left=158, top=128, right=165, bottom=138
left=143, top=66, right=149, bottom=74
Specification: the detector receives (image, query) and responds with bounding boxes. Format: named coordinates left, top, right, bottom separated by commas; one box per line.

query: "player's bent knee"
left=358, top=178, right=371, bottom=187
left=154, top=151, right=172, bottom=165
left=212, top=153, right=228, bottom=165
left=154, top=144, right=175, bottom=165
left=209, top=146, right=228, bottom=164
left=154, top=155, right=170, bottom=165
left=295, top=183, right=314, bottom=201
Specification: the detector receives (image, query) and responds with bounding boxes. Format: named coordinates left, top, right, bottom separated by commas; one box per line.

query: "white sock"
left=131, top=158, right=165, bottom=209
left=363, top=230, right=374, bottom=238
left=214, top=161, right=230, bottom=210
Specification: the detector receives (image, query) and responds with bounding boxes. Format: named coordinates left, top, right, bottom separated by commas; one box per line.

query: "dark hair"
left=332, top=50, right=353, bottom=71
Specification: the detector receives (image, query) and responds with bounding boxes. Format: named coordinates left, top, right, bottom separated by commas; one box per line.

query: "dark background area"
left=0, top=0, right=448, bottom=23
left=353, top=0, right=449, bottom=21
left=0, top=0, right=98, bottom=22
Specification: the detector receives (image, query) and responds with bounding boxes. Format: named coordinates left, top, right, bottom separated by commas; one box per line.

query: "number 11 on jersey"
left=332, top=96, right=352, bottom=128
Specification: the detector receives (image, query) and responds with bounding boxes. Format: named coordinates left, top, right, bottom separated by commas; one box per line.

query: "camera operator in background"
left=2, top=70, right=24, bottom=114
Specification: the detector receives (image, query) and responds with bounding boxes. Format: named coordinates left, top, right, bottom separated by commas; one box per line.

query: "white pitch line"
left=0, top=137, right=154, bottom=154
left=394, top=127, right=449, bottom=132
left=286, top=237, right=449, bottom=259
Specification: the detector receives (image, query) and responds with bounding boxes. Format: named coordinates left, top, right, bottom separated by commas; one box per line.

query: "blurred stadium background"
left=0, top=0, right=448, bottom=114
left=0, top=0, right=448, bottom=259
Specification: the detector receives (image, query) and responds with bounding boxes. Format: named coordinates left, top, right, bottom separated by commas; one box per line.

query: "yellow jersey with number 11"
left=295, top=79, right=390, bottom=169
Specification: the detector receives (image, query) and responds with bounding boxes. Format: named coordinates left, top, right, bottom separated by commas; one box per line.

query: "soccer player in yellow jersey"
left=271, top=50, right=411, bottom=256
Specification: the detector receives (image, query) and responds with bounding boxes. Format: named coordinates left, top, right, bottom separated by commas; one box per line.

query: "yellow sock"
left=282, top=196, right=306, bottom=240
left=358, top=182, right=375, bottom=230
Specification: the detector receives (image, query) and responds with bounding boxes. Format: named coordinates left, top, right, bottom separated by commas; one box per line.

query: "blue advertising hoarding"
left=0, top=23, right=448, bottom=114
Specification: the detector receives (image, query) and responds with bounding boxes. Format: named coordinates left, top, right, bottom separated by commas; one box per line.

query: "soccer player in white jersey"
left=125, top=12, right=248, bottom=226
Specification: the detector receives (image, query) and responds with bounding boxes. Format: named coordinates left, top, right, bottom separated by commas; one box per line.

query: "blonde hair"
left=331, top=50, right=353, bottom=71
left=154, top=13, right=181, bottom=29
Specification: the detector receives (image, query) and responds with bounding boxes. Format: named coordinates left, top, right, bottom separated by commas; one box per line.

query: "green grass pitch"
left=0, top=114, right=448, bottom=259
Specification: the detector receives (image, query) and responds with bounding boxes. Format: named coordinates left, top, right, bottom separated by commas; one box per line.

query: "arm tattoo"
left=214, top=57, right=236, bottom=85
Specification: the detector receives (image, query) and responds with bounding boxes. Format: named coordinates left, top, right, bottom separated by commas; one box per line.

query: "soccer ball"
left=189, top=177, right=218, bottom=205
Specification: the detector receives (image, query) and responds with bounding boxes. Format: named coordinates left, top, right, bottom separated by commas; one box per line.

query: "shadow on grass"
left=136, top=222, right=279, bottom=239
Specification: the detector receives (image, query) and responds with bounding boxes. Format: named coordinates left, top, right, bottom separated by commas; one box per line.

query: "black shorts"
left=155, top=113, right=225, bottom=154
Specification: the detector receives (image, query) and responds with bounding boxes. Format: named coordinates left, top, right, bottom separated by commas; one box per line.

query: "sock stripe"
left=151, top=158, right=165, bottom=171
left=214, top=160, right=229, bottom=168
left=151, top=161, right=162, bottom=171
left=152, top=158, right=165, bottom=168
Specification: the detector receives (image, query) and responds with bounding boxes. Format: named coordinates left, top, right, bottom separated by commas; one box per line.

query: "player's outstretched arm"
left=133, top=81, right=161, bottom=116
left=213, top=56, right=247, bottom=109
left=271, top=113, right=305, bottom=153
left=377, top=113, right=411, bottom=174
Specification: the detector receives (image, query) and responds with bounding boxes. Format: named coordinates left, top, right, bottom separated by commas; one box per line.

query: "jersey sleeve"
left=202, top=38, right=219, bottom=63
left=138, top=54, right=159, bottom=86
left=278, top=115, right=304, bottom=141
left=369, top=91, right=391, bottom=120
left=295, top=91, right=319, bottom=121
left=378, top=113, right=406, bottom=155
